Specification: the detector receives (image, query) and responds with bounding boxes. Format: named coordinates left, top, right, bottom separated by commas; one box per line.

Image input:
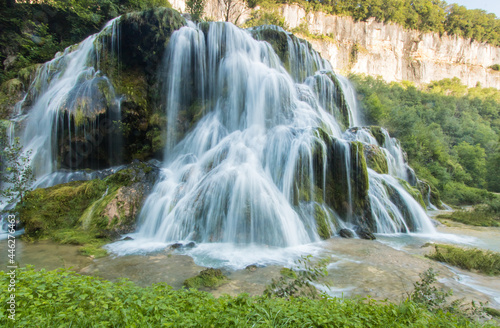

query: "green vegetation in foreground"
left=183, top=268, right=227, bottom=289
left=426, top=244, right=500, bottom=276
left=265, top=255, right=329, bottom=299
left=349, top=75, right=500, bottom=205
left=437, top=201, right=500, bottom=227
left=0, top=266, right=490, bottom=327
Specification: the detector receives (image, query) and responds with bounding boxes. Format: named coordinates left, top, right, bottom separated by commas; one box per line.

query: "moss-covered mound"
left=17, top=161, right=159, bottom=256
left=364, top=144, right=388, bottom=174
left=426, top=244, right=500, bottom=276
left=397, top=178, right=426, bottom=209
left=312, top=128, right=372, bottom=232
left=183, top=268, right=228, bottom=290
left=369, top=126, right=386, bottom=146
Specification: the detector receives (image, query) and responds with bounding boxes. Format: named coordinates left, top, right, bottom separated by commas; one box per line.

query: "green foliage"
left=490, top=64, right=500, bottom=71
left=409, top=268, right=451, bottom=311
left=244, top=7, right=288, bottom=29
left=186, top=0, right=205, bottom=21
left=453, top=141, right=487, bottom=188
left=437, top=200, right=500, bottom=227
left=408, top=268, right=486, bottom=320
left=264, top=255, right=329, bottom=299
left=485, top=307, right=500, bottom=318
left=0, top=126, right=35, bottom=206
left=441, top=182, right=496, bottom=206
left=0, top=0, right=171, bottom=93
left=350, top=74, right=500, bottom=204
left=426, top=244, right=500, bottom=276
left=0, top=266, right=488, bottom=327
left=183, top=268, right=227, bottom=289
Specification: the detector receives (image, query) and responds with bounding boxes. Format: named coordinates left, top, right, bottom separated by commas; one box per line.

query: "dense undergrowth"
left=349, top=75, right=500, bottom=205
left=437, top=201, right=500, bottom=227
left=426, top=244, right=500, bottom=276
left=0, top=266, right=492, bottom=327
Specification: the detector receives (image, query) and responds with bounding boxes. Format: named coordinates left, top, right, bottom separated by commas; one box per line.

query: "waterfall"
left=336, top=75, right=363, bottom=127
left=12, top=16, right=437, bottom=255
left=134, top=21, right=435, bottom=246
left=13, top=18, right=122, bottom=183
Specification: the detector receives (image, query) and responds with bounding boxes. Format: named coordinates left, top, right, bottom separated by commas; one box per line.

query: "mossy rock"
left=311, top=128, right=372, bottom=230
left=183, top=268, right=227, bottom=290
left=119, top=8, right=185, bottom=72
left=17, top=161, right=159, bottom=247
left=417, top=179, right=443, bottom=209
left=314, top=203, right=332, bottom=239
left=250, top=26, right=317, bottom=81
left=364, top=144, right=388, bottom=174
left=369, top=126, right=386, bottom=146
left=250, top=27, right=289, bottom=66
left=324, top=71, right=350, bottom=128
left=398, top=178, right=426, bottom=209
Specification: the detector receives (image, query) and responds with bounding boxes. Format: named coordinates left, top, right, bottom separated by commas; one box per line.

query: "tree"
left=453, top=141, right=487, bottom=189
left=218, top=0, right=246, bottom=24
left=187, top=0, right=205, bottom=21
left=0, top=128, right=35, bottom=206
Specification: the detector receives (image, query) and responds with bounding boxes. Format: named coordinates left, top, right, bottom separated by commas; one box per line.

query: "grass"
left=426, top=244, right=500, bottom=275
left=0, top=266, right=490, bottom=327
left=436, top=202, right=500, bottom=227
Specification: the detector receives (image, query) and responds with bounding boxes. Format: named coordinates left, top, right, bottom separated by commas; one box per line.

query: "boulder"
left=339, top=228, right=354, bottom=238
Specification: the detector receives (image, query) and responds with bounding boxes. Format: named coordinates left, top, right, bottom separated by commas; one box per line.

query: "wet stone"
left=339, top=229, right=354, bottom=238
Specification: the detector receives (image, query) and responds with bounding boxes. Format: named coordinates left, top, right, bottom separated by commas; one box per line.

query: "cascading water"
left=12, top=18, right=122, bottom=185
left=126, top=21, right=435, bottom=251
left=10, top=14, right=437, bottom=265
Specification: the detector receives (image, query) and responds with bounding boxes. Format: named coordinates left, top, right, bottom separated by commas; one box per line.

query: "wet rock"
left=355, top=227, right=376, bottom=240
left=246, top=265, right=258, bottom=272
left=123, top=236, right=134, bottom=241
left=363, top=144, right=388, bottom=174
left=339, top=229, right=354, bottom=238
left=184, top=242, right=196, bottom=249
left=170, top=243, right=183, bottom=250
left=430, top=218, right=442, bottom=227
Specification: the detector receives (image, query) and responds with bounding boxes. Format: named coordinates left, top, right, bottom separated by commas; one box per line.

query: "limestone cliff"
left=170, top=1, right=500, bottom=89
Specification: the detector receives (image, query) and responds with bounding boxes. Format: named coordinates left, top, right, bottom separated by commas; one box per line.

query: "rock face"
left=18, top=160, right=160, bottom=239
left=170, top=0, right=500, bottom=89
left=281, top=4, right=500, bottom=89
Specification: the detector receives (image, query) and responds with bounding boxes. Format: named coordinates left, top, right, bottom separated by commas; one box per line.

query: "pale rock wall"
left=169, top=1, right=500, bottom=89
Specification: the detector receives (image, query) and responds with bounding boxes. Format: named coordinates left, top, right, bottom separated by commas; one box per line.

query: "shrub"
left=426, top=244, right=500, bottom=275
left=0, top=266, right=486, bottom=327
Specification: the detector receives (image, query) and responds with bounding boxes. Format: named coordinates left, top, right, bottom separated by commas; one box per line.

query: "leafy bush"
left=426, top=244, right=500, bottom=276
left=264, top=255, right=329, bottom=299
left=409, top=268, right=451, bottom=311
left=0, top=266, right=487, bottom=327
left=409, top=268, right=486, bottom=320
